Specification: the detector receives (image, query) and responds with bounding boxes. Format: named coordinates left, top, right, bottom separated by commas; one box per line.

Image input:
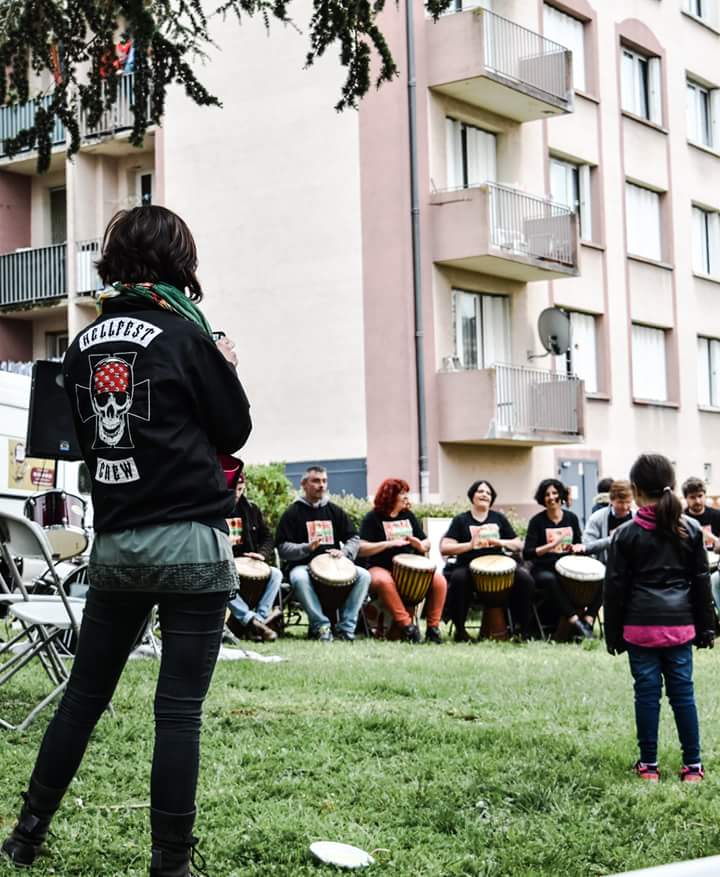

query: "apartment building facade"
left=1, top=0, right=719, bottom=519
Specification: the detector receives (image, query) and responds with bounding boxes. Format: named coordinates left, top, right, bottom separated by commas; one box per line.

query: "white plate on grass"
left=310, top=841, right=375, bottom=868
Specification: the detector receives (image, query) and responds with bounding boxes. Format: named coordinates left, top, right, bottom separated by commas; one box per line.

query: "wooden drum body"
left=309, top=554, right=357, bottom=614
left=555, top=555, right=605, bottom=612
left=392, top=554, right=435, bottom=606
left=469, top=555, right=517, bottom=640
left=234, top=557, right=271, bottom=609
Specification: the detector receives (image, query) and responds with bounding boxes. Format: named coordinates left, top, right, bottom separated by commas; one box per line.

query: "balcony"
left=427, top=8, right=573, bottom=121
left=76, top=238, right=104, bottom=296
left=431, top=182, right=578, bottom=280
left=437, top=364, right=585, bottom=445
left=0, top=244, right=67, bottom=309
left=0, top=75, right=153, bottom=167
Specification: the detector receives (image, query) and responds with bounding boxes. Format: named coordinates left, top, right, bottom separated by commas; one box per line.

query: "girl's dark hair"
left=467, top=480, right=497, bottom=506
left=96, top=206, right=202, bottom=300
left=630, top=454, right=686, bottom=540
left=534, top=478, right=569, bottom=507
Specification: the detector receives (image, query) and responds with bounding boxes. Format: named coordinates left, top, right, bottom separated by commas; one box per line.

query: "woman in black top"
left=523, top=478, right=590, bottom=639
left=359, top=478, right=447, bottom=643
left=2, top=207, right=250, bottom=877
left=440, top=479, right=534, bottom=642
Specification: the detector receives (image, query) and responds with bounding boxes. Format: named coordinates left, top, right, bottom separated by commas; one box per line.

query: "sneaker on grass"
left=634, top=761, right=660, bottom=782
left=680, top=765, right=704, bottom=783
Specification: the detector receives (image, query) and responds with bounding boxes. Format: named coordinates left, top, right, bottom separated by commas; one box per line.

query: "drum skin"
left=392, top=554, right=435, bottom=605
left=309, top=554, right=357, bottom=587
left=555, top=555, right=605, bottom=611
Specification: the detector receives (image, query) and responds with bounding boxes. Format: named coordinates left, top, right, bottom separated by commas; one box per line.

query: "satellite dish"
left=537, top=307, right=570, bottom=356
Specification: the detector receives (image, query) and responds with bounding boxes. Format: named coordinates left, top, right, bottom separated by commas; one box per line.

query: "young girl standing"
left=604, top=454, right=715, bottom=782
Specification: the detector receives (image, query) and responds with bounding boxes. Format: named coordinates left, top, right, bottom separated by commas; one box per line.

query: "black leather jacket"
left=604, top=516, right=714, bottom=654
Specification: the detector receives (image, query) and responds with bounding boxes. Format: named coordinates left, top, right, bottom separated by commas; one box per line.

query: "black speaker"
left=26, top=361, right=83, bottom=461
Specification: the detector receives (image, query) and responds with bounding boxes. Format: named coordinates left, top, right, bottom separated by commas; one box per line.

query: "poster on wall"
left=7, top=439, right=55, bottom=491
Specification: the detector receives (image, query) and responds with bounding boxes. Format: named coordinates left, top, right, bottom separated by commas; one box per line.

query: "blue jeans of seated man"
left=228, top=567, right=282, bottom=626
left=289, top=564, right=371, bottom=636
left=627, top=643, right=700, bottom=765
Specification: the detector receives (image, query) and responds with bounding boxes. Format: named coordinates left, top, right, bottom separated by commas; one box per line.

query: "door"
left=557, top=458, right=598, bottom=528
left=49, top=187, right=67, bottom=244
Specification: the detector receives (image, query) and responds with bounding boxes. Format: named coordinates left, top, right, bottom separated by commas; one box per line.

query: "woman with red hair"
left=358, top=479, right=447, bottom=642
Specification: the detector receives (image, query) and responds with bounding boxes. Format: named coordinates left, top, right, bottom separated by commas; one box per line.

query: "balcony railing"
left=80, top=74, right=150, bottom=139
left=76, top=238, right=104, bottom=295
left=1, top=75, right=152, bottom=159
left=488, top=183, right=575, bottom=266
left=0, top=244, right=67, bottom=307
left=495, top=364, right=582, bottom=437
left=0, top=95, right=65, bottom=159
left=482, top=10, right=570, bottom=103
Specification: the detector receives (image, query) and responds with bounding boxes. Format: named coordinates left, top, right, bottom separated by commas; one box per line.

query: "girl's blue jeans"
left=627, top=642, right=700, bottom=765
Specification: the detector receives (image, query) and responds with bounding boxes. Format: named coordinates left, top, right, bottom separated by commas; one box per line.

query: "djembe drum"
left=309, top=554, right=358, bottom=614
left=392, top=554, right=435, bottom=605
left=469, top=555, right=517, bottom=640
left=234, top=556, right=272, bottom=609
left=555, top=555, right=605, bottom=614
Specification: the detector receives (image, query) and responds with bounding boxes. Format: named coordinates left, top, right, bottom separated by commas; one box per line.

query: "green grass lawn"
left=2, top=637, right=720, bottom=876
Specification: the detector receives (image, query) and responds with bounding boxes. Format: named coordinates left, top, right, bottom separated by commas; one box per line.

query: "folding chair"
left=0, top=511, right=84, bottom=732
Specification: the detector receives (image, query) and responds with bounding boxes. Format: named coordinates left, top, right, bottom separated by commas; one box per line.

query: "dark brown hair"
left=534, top=478, right=569, bottom=507
left=630, top=454, right=686, bottom=541
left=467, top=479, right=497, bottom=506
left=96, top=206, right=202, bottom=300
left=682, top=476, right=706, bottom=498
left=609, top=480, right=632, bottom=501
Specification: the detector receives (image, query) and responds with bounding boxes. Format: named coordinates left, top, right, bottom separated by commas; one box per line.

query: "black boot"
left=149, top=809, right=207, bottom=877
left=1, top=776, right=67, bottom=867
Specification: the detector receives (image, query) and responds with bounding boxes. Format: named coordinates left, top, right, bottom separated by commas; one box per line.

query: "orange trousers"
left=368, top=566, right=447, bottom=628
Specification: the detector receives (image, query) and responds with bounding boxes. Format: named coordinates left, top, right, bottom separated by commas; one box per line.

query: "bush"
left=328, top=494, right=528, bottom=537
left=244, top=462, right=295, bottom=531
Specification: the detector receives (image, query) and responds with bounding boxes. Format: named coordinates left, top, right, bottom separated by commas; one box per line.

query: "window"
left=49, top=187, right=67, bottom=245
left=692, top=205, right=720, bottom=275
left=46, top=332, right=68, bottom=360
left=136, top=171, right=153, bottom=206
left=569, top=312, right=598, bottom=393
left=625, top=183, right=662, bottom=261
left=452, top=290, right=510, bottom=369
left=684, top=0, right=719, bottom=27
left=621, top=47, right=662, bottom=124
left=687, top=78, right=720, bottom=149
left=543, top=4, right=586, bottom=92
left=446, top=119, right=496, bottom=190
left=698, top=336, right=720, bottom=407
left=550, top=157, right=593, bottom=241
left=632, top=324, right=667, bottom=402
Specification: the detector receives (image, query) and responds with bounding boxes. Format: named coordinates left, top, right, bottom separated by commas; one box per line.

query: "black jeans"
left=32, top=587, right=226, bottom=814
left=445, top=564, right=535, bottom=634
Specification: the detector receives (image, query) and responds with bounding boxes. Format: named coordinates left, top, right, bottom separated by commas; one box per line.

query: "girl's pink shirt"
left=623, top=625, right=695, bottom=648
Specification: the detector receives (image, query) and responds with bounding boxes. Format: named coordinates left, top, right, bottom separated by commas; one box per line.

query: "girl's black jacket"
left=603, top=516, right=715, bottom=654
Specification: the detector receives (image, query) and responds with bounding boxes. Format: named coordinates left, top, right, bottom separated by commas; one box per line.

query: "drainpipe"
left=405, top=0, right=430, bottom=502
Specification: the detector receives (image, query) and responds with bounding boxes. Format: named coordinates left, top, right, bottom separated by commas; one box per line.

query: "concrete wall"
left=0, top=172, right=31, bottom=253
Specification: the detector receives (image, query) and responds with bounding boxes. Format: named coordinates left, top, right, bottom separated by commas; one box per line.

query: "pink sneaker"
left=680, top=765, right=704, bottom=783
left=634, top=761, right=660, bottom=782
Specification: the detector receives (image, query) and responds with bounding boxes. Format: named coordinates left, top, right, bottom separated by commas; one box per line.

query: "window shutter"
left=570, top=312, right=598, bottom=393
left=550, top=158, right=571, bottom=207
left=648, top=57, right=662, bottom=125
left=709, top=212, right=720, bottom=275
left=692, top=206, right=709, bottom=274
left=698, top=337, right=711, bottom=407
left=626, top=184, right=662, bottom=261
left=621, top=50, right=635, bottom=113
left=466, top=126, right=496, bottom=186
left=710, top=88, right=720, bottom=150
left=687, top=82, right=698, bottom=143
left=578, top=164, right=592, bottom=241
left=481, top=294, right=510, bottom=367
left=446, top=118, right=463, bottom=189
left=711, top=339, right=720, bottom=406
left=632, top=325, right=667, bottom=401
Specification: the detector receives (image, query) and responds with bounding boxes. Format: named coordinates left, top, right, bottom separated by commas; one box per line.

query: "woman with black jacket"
left=2, top=206, right=251, bottom=876
left=604, top=454, right=715, bottom=783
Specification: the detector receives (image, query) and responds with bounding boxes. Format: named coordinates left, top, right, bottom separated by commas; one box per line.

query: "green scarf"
left=97, top=281, right=213, bottom=336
